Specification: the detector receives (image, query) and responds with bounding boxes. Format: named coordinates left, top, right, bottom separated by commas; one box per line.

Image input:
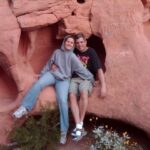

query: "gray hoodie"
left=40, top=35, right=94, bottom=82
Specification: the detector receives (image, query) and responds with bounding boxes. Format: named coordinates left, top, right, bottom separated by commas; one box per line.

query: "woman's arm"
left=71, top=54, right=94, bottom=82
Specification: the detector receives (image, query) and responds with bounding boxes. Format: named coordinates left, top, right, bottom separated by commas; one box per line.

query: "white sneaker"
left=72, top=128, right=87, bottom=141
left=71, top=128, right=77, bottom=136
left=60, top=132, right=67, bottom=144
left=12, top=106, right=28, bottom=119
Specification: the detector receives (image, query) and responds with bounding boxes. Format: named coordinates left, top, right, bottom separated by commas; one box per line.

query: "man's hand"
left=94, top=81, right=107, bottom=98
left=100, top=85, right=107, bottom=98
left=34, top=74, right=40, bottom=80
left=97, top=85, right=107, bottom=98
left=93, top=81, right=97, bottom=87
left=97, top=69, right=107, bottom=98
left=51, top=64, right=58, bottom=71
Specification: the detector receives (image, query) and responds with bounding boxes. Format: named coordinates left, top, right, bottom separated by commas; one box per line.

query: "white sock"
left=76, top=123, right=82, bottom=129
left=80, top=122, right=83, bottom=128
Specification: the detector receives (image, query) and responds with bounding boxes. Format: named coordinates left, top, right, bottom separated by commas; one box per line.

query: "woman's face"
left=64, top=37, right=75, bottom=51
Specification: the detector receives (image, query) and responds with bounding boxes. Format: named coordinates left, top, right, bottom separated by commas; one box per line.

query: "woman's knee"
left=38, top=72, right=55, bottom=86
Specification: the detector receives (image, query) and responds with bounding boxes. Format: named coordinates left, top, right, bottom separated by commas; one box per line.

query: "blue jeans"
left=21, top=72, right=70, bottom=133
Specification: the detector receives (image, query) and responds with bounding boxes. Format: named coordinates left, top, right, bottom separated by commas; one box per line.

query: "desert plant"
left=89, top=126, right=131, bottom=150
left=10, top=109, right=60, bottom=150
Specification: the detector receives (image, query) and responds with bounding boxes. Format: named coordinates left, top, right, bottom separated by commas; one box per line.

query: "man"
left=69, top=33, right=107, bottom=141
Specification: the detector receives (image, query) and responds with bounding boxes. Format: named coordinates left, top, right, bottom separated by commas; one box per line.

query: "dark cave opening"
left=77, top=0, right=85, bottom=4
left=87, top=35, right=106, bottom=73
left=141, top=0, right=147, bottom=6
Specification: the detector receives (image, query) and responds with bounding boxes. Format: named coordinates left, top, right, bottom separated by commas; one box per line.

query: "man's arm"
left=71, top=54, right=94, bottom=82
left=89, top=48, right=107, bottom=97
left=97, top=68, right=107, bottom=98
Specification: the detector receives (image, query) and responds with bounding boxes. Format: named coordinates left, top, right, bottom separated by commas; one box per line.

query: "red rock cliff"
left=0, top=0, right=150, bottom=144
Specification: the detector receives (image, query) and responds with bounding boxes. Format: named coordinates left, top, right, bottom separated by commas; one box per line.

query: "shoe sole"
left=72, top=130, right=87, bottom=137
left=72, top=131, right=87, bottom=142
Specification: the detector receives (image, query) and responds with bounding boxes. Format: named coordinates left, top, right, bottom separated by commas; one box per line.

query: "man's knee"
left=69, top=93, right=78, bottom=106
left=80, top=91, right=88, bottom=99
left=70, top=92, right=77, bottom=99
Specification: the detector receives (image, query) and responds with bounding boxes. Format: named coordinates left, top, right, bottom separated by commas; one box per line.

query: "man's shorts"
left=69, top=77, right=93, bottom=96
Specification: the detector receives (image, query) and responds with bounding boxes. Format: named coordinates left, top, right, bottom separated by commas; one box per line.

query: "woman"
left=13, top=35, right=94, bottom=144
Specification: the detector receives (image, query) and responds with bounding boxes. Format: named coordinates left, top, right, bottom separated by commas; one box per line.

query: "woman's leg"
left=55, top=79, right=70, bottom=133
left=22, top=72, right=55, bottom=111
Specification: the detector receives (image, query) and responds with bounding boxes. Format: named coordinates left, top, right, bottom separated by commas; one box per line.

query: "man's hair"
left=75, top=33, right=86, bottom=41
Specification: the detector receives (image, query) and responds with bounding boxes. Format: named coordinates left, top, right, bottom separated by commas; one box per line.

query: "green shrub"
left=10, top=109, right=60, bottom=150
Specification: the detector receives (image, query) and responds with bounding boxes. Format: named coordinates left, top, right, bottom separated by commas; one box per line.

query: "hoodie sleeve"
left=71, top=54, right=94, bottom=82
left=40, top=51, right=56, bottom=77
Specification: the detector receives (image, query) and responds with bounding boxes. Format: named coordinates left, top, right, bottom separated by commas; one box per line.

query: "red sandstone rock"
left=57, top=0, right=92, bottom=38
left=12, top=0, right=76, bottom=30
left=0, top=0, right=150, bottom=144
left=89, top=0, right=150, bottom=134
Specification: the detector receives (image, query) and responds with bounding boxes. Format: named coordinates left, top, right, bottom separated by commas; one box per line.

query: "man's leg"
left=71, top=90, right=88, bottom=141
left=69, top=78, right=82, bottom=132
left=79, top=91, right=89, bottom=123
left=55, top=79, right=70, bottom=144
left=69, top=79, right=88, bottom=141
left=79, top=80, right=93, bottom=123
left=70, top=92, right=80, bottom=125
left=71, top=80, right=93, bottom=141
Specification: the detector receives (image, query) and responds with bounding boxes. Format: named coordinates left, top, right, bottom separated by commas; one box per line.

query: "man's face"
left=75, top=37, right=87, bottom=52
